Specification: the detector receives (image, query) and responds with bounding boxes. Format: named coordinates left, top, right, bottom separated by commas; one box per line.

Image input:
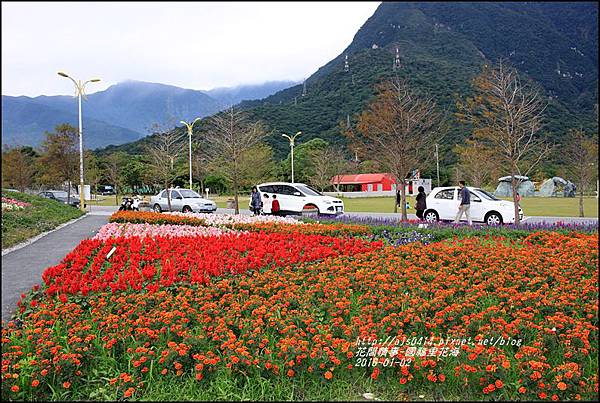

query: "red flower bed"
left=41, top=231, right=382, bottom=297
left=2, top=231, right=597, bottom=401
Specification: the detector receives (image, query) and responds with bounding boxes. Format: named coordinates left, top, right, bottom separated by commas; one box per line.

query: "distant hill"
left=1, top=96, right=144, bottom=149
left=2, top=80, right=295, bottom=149
left=205, top=81, right=298, bottom=106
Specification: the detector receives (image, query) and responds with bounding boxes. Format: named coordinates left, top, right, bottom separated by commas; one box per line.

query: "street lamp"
left=57, top=71, right=100, bottom=212
left=180, top=118, right=201, bottom=190
left=282, top=131, right=302, bottom=183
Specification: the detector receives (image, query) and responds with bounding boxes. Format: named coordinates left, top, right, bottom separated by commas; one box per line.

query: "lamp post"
left=180, top=118, right=201, bottom=190
left=435, top=143, right=440, bottom=187
left=282, top=131, right=302, bottom=183
left=57, top=71, right=100, bottom=212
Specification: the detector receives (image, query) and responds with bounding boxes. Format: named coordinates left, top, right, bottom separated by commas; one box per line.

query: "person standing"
left=415, top=186, right=427, bottom=221
left=271, top=194, right=281, bottom=216
left=250, top=186, right=262, bottom=215
left=454, top=180, right=472, bottom=225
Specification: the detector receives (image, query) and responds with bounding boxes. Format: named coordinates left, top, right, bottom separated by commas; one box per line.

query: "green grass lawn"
left=339, top=196, right=598, bottom=217
left=1, top=190, right=84, bottom=249
left=89, top=193, right=598, bottom=217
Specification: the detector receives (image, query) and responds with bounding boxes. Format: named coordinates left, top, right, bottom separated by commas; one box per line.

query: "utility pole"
left=435, top=143, right=440, bottom=187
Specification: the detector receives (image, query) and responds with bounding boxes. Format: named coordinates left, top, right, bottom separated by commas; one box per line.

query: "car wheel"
left=153, top=204, right=162, bottom=213
left=485, top=212, right=503, bottom=226
left=424, top=210, right=439, bottom=223
left=182, top=205, right=192, bottom=213
left=302, top=204, right=319, bottom=214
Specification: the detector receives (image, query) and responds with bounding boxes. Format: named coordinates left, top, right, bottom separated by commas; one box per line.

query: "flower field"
left=1, top=212, right=598, bottom=401
left=1, top=196, right=32, bottom=211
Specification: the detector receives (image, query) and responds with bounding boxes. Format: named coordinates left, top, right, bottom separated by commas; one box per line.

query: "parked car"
left=253, top=182, right=344, bottom=216
left=38, top=190, right=83, bottom=208
left=423, top=186, right=524, bottom=225
left=150, top=188, right=216, bottom=213
left=97, top=185, right=115, bottom=196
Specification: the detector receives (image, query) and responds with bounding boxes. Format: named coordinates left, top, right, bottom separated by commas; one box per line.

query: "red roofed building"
left=332, top=173, right=397, bottom=192
left=329, top=173, right=432, bottom=197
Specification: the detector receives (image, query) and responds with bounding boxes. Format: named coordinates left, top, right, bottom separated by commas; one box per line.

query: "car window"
left=434, top=189, right=455, bottom=200
left=459, top=191, right=481, bottom=202
left=295, top=184, right=322, bottom=196
left=170, top=190, right=182, bottom=199
left=259, top=185, right=273, bottom=193
left=282, top=185, right=300, bottom=195
left=160, top=190, right=168, bottom=198
left=272, top=185, right=294, bottom=195
left=179, top=189, right=201, bottom=198
left=475, top=188, right=500, bottom=201
left=52, top=191, right=68, bottom=198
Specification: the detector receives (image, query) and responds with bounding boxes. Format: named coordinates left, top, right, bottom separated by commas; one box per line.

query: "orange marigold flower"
left=287, top=369, right=295, bottom=377
left=495, top=380, right=503, bottom=389
left=32, top=380, right=40, bottom=387
left=63, top=381, right=71, bottom=389
left=11, top=385, right=19, bottom=393
left=557, top=382, right=567, bottom=391
left=325, top=371, right=333, bottom=380
left=518, top=387, right=527, bottom=394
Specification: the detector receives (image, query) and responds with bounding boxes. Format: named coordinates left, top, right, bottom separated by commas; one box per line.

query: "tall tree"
left=458, top=61, right=550, bottom=224
left=2, top=146, right=37, bottom=192
left=310, top=145, right=349, bottom=192
left=350, top=78, right=445, bottom=220
left=84, top=150, right=103, bottom=200
left=191, top=141, right=211, bottom=195
left=453, top=139, right=500, bottom=188
left=205, top=107, right=268, bottom=214
left=564, top=129, right=598, bottom=217
left=238, top=144, right=276, bottom=190
left=145, top=123, right=185, bottom=212
left=102, top=152, right=128, bottom=206
left=38, top=124, right=79, bottom=203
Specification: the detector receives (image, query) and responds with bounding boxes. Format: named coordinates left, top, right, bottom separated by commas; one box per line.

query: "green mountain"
left=99, top=2, right=598, bottom=168
left=2, top=96, right=145, bottom=149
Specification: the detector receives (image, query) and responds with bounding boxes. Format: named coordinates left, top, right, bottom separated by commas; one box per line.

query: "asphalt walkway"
left=1, top=214, right=108, bottom=322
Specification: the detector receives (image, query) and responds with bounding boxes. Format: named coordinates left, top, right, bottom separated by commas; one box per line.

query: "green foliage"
left=278, top=138, right=329, bottom=183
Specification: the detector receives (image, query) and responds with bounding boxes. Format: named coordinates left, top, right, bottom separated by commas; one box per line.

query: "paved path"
left=1, top=214, right=108, bottom=322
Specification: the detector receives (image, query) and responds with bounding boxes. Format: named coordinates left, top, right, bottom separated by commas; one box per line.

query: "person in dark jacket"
left=454, top=180, right=472, bottom=225
left=250, top=186, right=262, bottom=215
left=415, top=186, right=427, bottom=220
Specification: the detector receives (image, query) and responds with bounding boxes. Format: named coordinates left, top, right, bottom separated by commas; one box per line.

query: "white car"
left=423, top=186, right=524, bottom=225
left=253, top=182, right=344, bottom=216
left=150, top=188, right=216, bottom=213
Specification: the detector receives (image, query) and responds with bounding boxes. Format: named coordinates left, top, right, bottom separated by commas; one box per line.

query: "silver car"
left=150, top=188, right=216, bottom=213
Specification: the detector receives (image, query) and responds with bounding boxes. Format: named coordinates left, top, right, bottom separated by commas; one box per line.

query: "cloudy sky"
left=2, top=1, right=380, bottom=96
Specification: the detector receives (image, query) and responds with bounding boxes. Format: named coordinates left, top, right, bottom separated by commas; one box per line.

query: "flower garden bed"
left=1, top=212, right=598, bottom=401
